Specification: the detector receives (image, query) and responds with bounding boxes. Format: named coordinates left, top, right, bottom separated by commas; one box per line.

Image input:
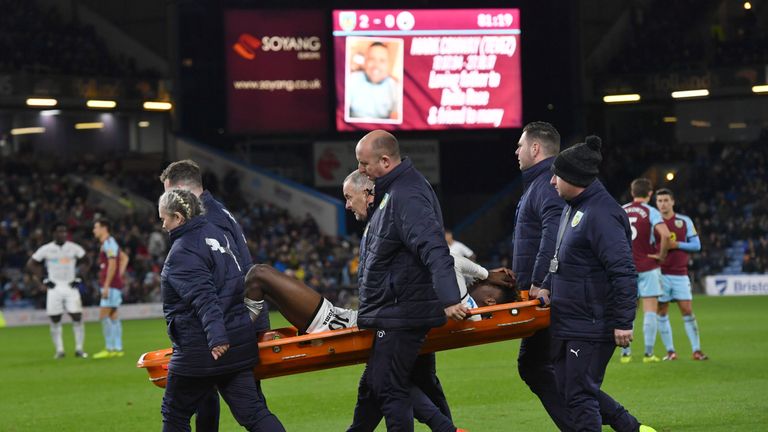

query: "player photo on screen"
left=344, top=37, right=404, bottom=124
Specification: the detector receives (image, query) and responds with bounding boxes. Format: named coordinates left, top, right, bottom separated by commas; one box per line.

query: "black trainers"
left=75, top=350, right=88, bottom=358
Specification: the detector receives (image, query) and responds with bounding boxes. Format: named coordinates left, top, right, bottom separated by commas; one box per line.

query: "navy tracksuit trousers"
left=519, top=327, right=573, bottom=431
left=552, top=339, right=641, bottom=432
left=411, top=353, right=453, bottom=427
left=161, top=368, right=284, bottom=432
left=347, top=327, right=453, bottom=432
left=195, top=388, right=220, bottom=431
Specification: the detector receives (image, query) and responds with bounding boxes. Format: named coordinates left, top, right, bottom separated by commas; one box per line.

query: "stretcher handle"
left=466, top=299, right=545, bottom=317
left=257, top=299, right=544, bottom=349
left=258, top=326, right=366, bottom=349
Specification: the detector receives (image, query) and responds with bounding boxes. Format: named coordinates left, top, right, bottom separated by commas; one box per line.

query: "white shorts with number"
left=46, top=283, right=83, bottom=316
left=305, top=298, right=358, bottom=334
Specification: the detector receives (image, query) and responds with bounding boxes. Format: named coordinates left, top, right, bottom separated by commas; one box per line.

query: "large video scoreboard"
left=225, top=9, right=522, bottom=134
left=332, top=9, right=522, bottom=132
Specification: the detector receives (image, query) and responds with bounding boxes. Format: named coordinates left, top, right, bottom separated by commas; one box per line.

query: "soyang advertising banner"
left=227, top=10, right=329, bottom=133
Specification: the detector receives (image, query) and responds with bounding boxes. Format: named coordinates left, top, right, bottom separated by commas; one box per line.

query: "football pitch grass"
left=1, top=295, right=767, bottom=431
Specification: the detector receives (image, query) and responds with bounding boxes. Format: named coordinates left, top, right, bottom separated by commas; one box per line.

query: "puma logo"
left=205, top=236, right=242, bottom=272
left=570, top=349, right=580, bottom=357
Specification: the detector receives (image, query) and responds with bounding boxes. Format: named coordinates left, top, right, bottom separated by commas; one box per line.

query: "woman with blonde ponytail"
left=157, top=189, right=284, bottom=431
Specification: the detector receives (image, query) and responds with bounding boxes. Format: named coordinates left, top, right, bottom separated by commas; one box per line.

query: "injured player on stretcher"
left=243, top=259, right=515, bottom=432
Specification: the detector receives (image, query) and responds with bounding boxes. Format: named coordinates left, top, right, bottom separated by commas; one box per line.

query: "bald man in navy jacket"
left=348, top=130, right=467, bottom=432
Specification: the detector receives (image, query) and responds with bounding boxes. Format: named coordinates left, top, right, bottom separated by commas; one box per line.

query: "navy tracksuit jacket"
left=512, top=157, right=572, bottom=430
left=546, top=179, right=641, bottom=432
left=160, top=216, right=284, bottom=432
left=350, top=158, right=461, bottom=432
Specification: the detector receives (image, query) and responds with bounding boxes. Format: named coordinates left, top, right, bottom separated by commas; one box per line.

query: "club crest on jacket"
left=571, top=211, right=584, bottom=227
left=379, top=193, right=390, bottom=210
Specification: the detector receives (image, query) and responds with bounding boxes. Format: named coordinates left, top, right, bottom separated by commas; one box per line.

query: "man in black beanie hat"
left=545, top=136, right=656, bottom=432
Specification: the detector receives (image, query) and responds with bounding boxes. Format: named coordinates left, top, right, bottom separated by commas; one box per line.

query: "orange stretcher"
left=137, top=299, right=549, bottom=388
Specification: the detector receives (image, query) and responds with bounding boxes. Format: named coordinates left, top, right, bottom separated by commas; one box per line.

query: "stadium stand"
left=0, top=0, right=155, bottom=77
left=609, top=0, right=768, bottom=74
left=685, top=139, right=768, bottom=279
left=0, top=157, right=161, bottom=308
left=4, top=132, right=763, bottom=309
left=1, top=0, right=764, bottom=313
left=485, top=134, right=768, bottom=293
left=0, top=157, right=360, bottom=309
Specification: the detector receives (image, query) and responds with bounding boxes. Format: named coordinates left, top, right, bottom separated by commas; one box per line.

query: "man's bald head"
left=361, top=129, right=400, bottom=160
left=355, top=129, right=402, bottom=180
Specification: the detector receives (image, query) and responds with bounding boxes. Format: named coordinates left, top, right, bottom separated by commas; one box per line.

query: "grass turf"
left=1, top=295, right=767, bottom=431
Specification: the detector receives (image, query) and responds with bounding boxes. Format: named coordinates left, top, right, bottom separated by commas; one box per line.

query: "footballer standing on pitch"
left=92, top=218, right=127, bottom=359
left=27, top=222, right=89, bottom=359
left=654, top=188, right=708, bottom=361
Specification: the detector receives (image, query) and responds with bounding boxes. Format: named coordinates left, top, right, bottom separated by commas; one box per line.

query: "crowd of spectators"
left=3, top=134, right=765, bottom=310
left=234, top=204, right=360, bottom=307
left=608, top=0, right=768, bottom=75
left=489, top=135, right=767, bottom=292
left=0, top=157, right=361, bottom=310
left=0, top=0, right=154, bottom=78
left=0, top=158, right=165, bottom=309
left=684, top=139, right=768, bottom=279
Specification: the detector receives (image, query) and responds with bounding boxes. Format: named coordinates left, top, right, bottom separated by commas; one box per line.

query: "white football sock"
left=50, top=322, right=64, bottom=353
left=73, top=320, right=85, bottom=352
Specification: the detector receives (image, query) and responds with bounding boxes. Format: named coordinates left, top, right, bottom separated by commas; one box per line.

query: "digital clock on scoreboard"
left=477, top=12, right=515, bottom=28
